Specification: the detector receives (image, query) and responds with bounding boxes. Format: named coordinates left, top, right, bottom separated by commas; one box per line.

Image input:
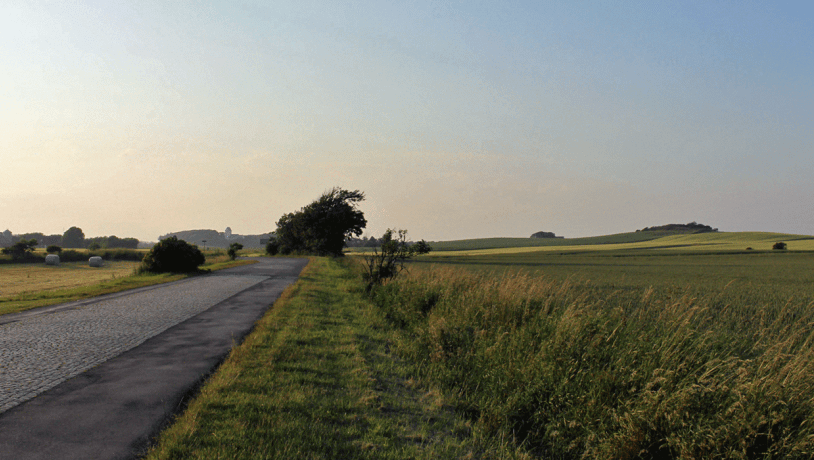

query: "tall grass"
left=369, top=266, right=814, bottom=459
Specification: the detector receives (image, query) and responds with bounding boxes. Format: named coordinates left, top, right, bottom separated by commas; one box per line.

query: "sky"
left=2, top=1, right=812, bottom=242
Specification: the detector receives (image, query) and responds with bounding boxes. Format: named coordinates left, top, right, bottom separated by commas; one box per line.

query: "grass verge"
left=143, top=257, right=523, bottom=460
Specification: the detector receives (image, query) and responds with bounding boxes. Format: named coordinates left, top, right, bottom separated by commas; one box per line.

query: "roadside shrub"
left=46, top=245, right=63, bottom=254
left=227, top=242, right=243, bottom=260
left=265, top=239, right=280, bottom=256
left=773, top=241, right=787, bottom=250
left=362, top=229, right=431, bottom=291
left=140, top=237, right=205, bottom=273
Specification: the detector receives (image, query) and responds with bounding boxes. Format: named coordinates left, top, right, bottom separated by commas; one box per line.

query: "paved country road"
left=0, top=257, right=308, bottom=460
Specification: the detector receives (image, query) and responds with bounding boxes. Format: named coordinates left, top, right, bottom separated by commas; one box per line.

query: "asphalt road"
left=0, top=257, right=308, bottom=460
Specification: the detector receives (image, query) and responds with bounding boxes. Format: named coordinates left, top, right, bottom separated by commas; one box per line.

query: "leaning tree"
left=275, top=188, right=367, bottom=257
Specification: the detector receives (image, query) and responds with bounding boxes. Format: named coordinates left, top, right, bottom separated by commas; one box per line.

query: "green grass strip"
left=143, top=257, right=521, bottom=460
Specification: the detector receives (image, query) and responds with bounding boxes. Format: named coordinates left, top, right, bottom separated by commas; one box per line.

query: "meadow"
left=365, top=232, right=814, bottom=458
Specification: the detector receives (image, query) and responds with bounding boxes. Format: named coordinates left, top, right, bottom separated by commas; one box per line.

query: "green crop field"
left=423, top=231, right=814, bottom=255
left=364, top=230, right=814, bottom=457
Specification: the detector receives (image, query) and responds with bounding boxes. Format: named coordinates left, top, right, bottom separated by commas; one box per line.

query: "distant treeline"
left=0, top=229, right=139, bottom=249
left=637, top=222, right=718, bottom=233
left=345, top=236, right=382, bottom=248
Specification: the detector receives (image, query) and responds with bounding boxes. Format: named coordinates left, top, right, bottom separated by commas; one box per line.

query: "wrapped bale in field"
left=88, top=256, right=104, bottom=267
left=45, top=254, right=60, bottom=266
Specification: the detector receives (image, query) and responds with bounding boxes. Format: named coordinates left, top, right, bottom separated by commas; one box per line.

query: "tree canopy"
left=62, top=226, right=86, bottom=248
left=275, top=188, right=367, bottom=256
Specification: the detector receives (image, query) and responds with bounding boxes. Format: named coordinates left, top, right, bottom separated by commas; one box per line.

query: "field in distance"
left=426, top=231, right=814, bottom=255
left=0, top=250, right=253, bottom=317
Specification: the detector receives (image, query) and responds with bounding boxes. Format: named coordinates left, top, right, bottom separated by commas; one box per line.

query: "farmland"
left=365, top=231, right=814, bottom=458
left=0, top=261, right=141, bottom=298
left=7, top=230, right=814, bottom=457
left=0, top=250, right=254, bottom=317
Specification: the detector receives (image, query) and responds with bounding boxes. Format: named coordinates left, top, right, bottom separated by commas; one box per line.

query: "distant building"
left=225, top=227, right=232, bottom=239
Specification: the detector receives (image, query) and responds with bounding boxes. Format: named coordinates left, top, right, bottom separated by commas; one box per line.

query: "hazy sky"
left=2, top=1, right=812, bottom=242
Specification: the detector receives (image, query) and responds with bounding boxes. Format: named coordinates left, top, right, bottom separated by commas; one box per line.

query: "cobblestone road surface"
left=0, top=274, right=267, bottom=413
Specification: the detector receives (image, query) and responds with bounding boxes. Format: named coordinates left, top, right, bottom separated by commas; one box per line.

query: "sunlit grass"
left=369, top=263, right=814, bottom=458
left=0, top=261, right=141, bottom=298
left=0, top=255, right=256, bottom=317
left=144, top=258, right=519, bottom=459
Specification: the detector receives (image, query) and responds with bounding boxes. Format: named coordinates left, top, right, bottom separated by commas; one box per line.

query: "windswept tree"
left=228, top=242, right=244, bottom=260
left=275, top=188, right=367, bottom=256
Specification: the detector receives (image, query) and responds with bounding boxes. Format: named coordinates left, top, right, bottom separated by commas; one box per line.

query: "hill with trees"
left=158, top=229, right=273, bottom=249
left=636, top=222, right=718, bottom=233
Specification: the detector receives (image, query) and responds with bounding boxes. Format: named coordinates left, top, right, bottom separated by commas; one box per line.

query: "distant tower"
left=225, top=227, right=232, bottom=240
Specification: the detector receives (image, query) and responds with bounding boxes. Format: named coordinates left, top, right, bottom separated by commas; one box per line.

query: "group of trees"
left=267, top=187, right=431, bottom=288
left=637, top=222, right=718, bottom=233
left=273, top=188, right=367, bottom=256
left=5, top=188, right=429, bottom=281
left=1, top=239, right=39, bottom=260
left=0, top=227, right=138, bottom=249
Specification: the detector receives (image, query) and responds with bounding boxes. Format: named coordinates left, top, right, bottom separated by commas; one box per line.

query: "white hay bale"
left=88, top=256, right=104, bottom=267
left=45, top=254, right=60, bottom=266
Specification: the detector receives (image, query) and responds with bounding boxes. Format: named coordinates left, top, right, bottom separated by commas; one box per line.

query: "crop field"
left=424, top=231, right=814, bottom=255
left=0, top=261, right=140, bottom=298
left=0, top=252, right=254, bottom=317
left=364, top=231, right=814, bottom=457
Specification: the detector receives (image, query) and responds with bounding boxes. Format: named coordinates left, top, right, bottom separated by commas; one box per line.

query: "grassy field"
left=144, top=258, right=521, bottom=459
left=0, top=251, right=255, bottom=317
left=421, top=231, right=814, bottom=256
left=0, top=261, right=141, bottom=298
left=362, top=232, right=814, bottom=458
left=427, top=230, right=683, bottom=251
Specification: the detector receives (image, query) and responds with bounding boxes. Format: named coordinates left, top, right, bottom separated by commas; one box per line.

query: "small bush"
left=773, top=242, right=787, bottom=250
left=1, top=239, right=38, bottom=261
left=46, top=245, right=63, bottom=254
left=87, top=242, right=102, bottom=250
left=227, top=242, right=244, bottom=260
left=362, top=229, right=431, bottom=292
left=140, top=237, right=205, bottom=273
left=265, top=239, right=279, bottom=256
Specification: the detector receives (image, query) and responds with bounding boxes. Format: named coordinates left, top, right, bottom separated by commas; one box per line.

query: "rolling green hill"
left=425, top=231, right=814, bottom=255
left=429, top=230, right=683, bottom=251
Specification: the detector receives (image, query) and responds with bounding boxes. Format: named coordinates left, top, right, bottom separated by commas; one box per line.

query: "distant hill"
left=431, top=231, right=675, bottom=252
left=158, top=229, right=273, bottom=249
left=637, top=222, right=717, bottom=233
